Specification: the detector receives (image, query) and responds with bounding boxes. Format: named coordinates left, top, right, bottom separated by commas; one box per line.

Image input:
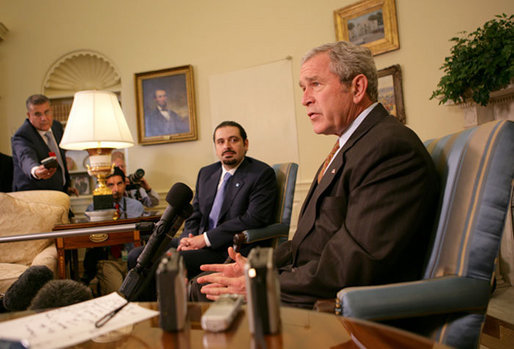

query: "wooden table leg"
left=71, top=249, right=79, bottom=280
left=56, top=238, right=66, bottom=279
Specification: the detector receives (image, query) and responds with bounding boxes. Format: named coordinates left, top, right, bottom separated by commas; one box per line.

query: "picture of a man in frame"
left=143, top=74, right=190, bottom=138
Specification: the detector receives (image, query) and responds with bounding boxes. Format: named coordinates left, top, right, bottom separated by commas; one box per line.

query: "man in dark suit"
left=127, top=120, right=276, bottom=298
left=11, top=94, right=77, bottom=195
left=197, top=41, right=440, bottom=309
left=144, top=89, right=190, bottom=137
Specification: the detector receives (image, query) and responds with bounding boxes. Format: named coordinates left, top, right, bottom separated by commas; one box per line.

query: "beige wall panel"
left=1, top=0, right=512, bottom=193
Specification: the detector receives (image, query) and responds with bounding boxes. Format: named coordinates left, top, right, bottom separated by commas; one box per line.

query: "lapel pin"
left=331, top=169, right=336, bottom=174
left=235, top=182, right=240, bottom=187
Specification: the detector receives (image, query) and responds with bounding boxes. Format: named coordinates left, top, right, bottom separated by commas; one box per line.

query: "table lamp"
left=60, top=90, right=134, bottom=210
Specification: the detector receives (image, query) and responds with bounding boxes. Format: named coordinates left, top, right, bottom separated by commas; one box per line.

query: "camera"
left=127, top=168, right=145, bottom=190
left=245, top=247, right=281, bottom=335
left=156, top=248, right=188, bottom=331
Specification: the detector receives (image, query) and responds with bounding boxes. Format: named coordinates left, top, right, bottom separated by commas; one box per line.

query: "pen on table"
left=95, top=300, right=129, bottom=328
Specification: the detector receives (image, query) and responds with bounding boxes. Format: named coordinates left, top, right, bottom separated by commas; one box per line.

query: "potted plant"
left=430, top=14, right=513, bottom=106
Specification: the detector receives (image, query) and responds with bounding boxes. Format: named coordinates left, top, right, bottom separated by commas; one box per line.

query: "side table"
left=53, top=216, right=160, bottom=279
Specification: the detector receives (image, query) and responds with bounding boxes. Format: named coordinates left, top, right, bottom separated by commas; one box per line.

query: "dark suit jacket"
left=0, top=152, right=13, bottom=192
left=126, top=156, right=277, bottom=294
left=145, top=108, right=189, bottom=137
left=275, top=104, right=440, bottom=308
left=182, top=156, right=277, bottom=250
left=11, top=119, right=70, bottom=192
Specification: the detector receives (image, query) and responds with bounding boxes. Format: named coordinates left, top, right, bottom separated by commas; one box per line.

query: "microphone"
left=29, top=279, right=93, bottom=310
left=3, top=265, right=54, bottom=311
left=119, top=182, right=193, bottom=301
left=3, top=266, right=93, bottom=312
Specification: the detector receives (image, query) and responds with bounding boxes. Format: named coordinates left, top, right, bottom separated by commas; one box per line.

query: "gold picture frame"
left=334, top=0, right=399, bottom=56
left=377, top=64, right=406, bottom=123
left=135, top=65, right=197, bottom=145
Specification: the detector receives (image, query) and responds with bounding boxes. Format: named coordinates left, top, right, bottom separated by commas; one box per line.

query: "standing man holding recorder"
left=11, top=94, right=77, bottom=195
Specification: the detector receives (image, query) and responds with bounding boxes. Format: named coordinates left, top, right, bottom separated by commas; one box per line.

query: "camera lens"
left=133, top=169, right=145, bottom=181
left=129, top=169, right=145, bottom=184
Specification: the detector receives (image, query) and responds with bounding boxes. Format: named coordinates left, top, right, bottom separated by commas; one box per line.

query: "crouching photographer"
left=126, top=168, right=159, bottom=208
left=112, top=151, right=159, bottom=208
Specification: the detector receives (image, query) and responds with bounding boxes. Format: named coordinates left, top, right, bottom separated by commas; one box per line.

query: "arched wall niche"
left=42, top=50, right=121, bottom=124
left=42, top=50, right=124, bottom=200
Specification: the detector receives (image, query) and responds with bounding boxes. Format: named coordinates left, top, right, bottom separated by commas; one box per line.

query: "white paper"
left=0, top=292, right=158, bottom=349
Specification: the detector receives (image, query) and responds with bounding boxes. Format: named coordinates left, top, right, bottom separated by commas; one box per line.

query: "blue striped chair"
left=336, top=120, right=514, bottom=348
left=234, top=162, right=298, bottom=251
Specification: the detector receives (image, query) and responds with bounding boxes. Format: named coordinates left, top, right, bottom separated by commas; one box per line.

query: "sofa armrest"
left=31, top=244, right=58, bottom=275
left=337, top=276, right=491, bottom=321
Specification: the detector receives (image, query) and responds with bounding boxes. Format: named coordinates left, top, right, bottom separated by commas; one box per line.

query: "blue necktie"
left=208, top=172, right=232, bottom=230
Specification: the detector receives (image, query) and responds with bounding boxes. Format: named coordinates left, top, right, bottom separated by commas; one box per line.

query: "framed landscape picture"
left=377, top=64, right=406, bottom=123
left=135, top=65, right=198, bottom=145
left=334, top=0, right=400, bottom=56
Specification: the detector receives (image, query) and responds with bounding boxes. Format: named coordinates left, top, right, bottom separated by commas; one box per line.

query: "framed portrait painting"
left=334, top=0, right=399, bottom=56
left=377, top=64, right=406, bottom=123
left=135, top=65, right=198, bottom=145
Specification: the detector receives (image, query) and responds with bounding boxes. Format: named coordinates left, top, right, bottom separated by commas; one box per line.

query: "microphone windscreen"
left=3, top=265, right=54, bottom=311
left=29, top=279, right=93, bottom=310
left=165, top=182, right=193, bottom=209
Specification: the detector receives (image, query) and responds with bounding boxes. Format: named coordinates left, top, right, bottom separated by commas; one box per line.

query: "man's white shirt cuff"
left=203, top=232, right=211, bottom=247
left=31, top=166, right=40, bottom=179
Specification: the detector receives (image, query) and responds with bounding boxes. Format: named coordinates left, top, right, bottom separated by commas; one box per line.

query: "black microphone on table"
left=119, top=182, right=193, bottom=301
left=3, top=265, right=93, bottom=312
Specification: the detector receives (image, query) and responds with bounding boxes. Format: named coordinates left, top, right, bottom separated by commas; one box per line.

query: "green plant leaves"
left=430, top=13, right=514, bottom=106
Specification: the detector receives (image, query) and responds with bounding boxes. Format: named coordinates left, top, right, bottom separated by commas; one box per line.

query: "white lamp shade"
left=60, top=90, right=134, bottom=150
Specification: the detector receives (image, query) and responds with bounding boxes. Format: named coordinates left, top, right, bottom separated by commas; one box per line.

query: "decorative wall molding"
left=462, top=84, right=514, bottom=128
left=42, top=50, right=121, bottom=98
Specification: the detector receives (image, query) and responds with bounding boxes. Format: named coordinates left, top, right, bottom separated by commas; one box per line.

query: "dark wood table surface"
left=0, top=302, right=450, bottom=348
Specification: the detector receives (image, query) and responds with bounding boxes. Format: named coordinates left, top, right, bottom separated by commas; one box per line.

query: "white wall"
left=1, top=0, right=512, bottom=193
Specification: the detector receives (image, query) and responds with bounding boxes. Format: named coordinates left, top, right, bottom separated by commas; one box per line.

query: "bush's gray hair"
left=302, top=41, right=378, bottom=101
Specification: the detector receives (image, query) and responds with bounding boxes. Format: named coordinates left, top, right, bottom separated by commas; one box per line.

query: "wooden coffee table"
left=0, top=302, right=451, bottom=348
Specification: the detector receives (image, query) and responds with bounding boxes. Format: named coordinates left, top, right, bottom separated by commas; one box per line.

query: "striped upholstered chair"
left=233, top=162, right=298, bottom=251
left=336, top=120, right=514, bottom=348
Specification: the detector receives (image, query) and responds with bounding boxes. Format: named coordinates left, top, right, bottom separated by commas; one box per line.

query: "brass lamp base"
left=86, top=148, right=115, bottom=211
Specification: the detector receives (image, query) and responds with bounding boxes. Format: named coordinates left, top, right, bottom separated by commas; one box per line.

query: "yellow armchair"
left=0, top=190, right=70, bottom=294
